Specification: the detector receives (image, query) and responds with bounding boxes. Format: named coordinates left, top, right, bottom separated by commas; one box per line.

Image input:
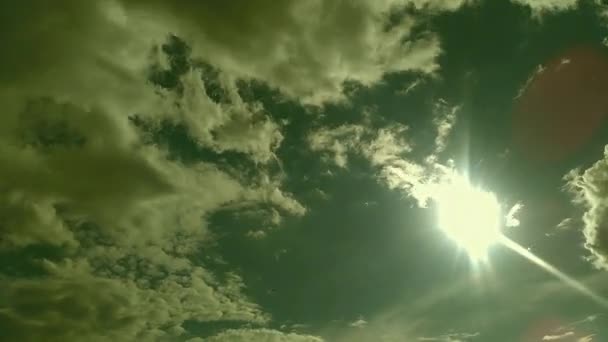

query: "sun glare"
left=434, top=173, right=502, bottom=262
left=431, top=171, right=608, bottom=306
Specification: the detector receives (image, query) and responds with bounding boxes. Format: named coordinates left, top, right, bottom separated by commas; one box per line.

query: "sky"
left=2, top=0, right=608, bottom=341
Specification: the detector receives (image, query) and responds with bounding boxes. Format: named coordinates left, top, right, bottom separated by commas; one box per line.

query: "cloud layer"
left=0, top=1, right=309, bottom=340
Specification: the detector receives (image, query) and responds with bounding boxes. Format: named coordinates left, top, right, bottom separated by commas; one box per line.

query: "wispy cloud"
left=556, top=217, right=574, bottom=230
left=419, top=331, right=480, bottom=341
left=541, top=314, right=603, bottom=342
left=432, top=99, right=459, bottom=154
left=349, top=318, right=368, bottom=328
left=203, top=328, right=324, bottom=341
left=543, top=331, right=575, bottom=340
left=511, top=0, right=579, bottom=16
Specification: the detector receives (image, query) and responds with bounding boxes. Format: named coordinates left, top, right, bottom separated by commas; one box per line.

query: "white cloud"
left=0, top=1, right=307, bottom=339
left=397, top=78, right=424, bottom=96
left=578, top=335, right=596, bottom=342
left=149, top=69, right=283, bottom=164
left=564, top=146, right=608, bottom=269
left=247, top=230, right=268, bottom=240
left=506, top=202, right=524, bottom=227
left=308, top=124, right=367, bottom=168
left=205, top=328, right=324, bottom=342
left=557, top=217, right=574, bottom=230
left=119, top=0, right=471, bottom=105
left=418, top=332, right=480, bottom=341
left=543, top=331, right=575, bottom=340
left=432, top=99, right=459, bottom=153
left=511, top=0, right=579, bottom=14
left=541, top=314, right=603, bottom=341
left=349, top=318, right=368, bottom=328
left=362, top=123, right=413, bottom=166
left=307, top=107, right=456, bottom=206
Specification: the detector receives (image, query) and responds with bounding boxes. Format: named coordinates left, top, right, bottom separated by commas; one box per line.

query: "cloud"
left=247, top=230, right=268, bottom=240
left=557, top=217, right=574, bottom=230
left=432, top=99, right=459, bottom=154
left=0, top=258, right=267, bottom=342
left=308, top=124, right=368, bottom=168
left=543, top=331, right=575, bottom=340
left=308, top=121, right=434, bottom=205
left=204, top=328, right=324, bottom=342
left=511, top=0, right=579, bottom=14
left=564, top=146, right=608, bottom=269
left=147, top=57, right=284, bottom=164
left=119, top=0, right=472, bottom=105
left=541, top=314, right=602, bottom=342
left=308, top=99, right=463, bottom=206
left=307, top=122, right=412, bottom=169
left=397, top=78, right=425, bottom=96
left=349, top=318, right=368, bottom=328
left=418, top=332, right=480, bottom=342
left=506, top=202, right=524, bottom=227
left=0, top=1, right=307, bottom=339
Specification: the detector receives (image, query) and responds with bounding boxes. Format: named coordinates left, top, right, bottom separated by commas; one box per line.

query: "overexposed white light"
left=434, top=172, right=502, bottom=262
left=429, top=169, right=608, bottom=306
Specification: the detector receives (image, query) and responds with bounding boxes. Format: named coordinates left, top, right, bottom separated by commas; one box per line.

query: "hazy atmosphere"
left=3, top=1, right=608, bottom=341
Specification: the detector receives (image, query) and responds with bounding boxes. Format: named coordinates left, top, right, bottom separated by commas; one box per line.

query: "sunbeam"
left=432, top=168, right=608, bottom=308
left=499, top=235, right=608, bottom=308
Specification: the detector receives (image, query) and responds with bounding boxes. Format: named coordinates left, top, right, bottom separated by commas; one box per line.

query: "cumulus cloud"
left=0, top=1, right=307, bottom=339
left=564, top=146, right=608, bottom=269
left=119, top=0, right=471, bottom=105
left=147, top=56, right=283, bottom=164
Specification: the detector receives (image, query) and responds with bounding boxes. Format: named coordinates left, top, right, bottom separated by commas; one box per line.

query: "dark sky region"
left=2, top=1, right=608, bottom=341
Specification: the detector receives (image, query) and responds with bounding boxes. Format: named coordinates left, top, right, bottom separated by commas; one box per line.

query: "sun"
left=433, top=173, right=502, bottom=262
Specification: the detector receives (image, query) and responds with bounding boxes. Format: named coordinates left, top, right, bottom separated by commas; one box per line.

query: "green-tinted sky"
left=2, top=1, right=608, bottom=341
